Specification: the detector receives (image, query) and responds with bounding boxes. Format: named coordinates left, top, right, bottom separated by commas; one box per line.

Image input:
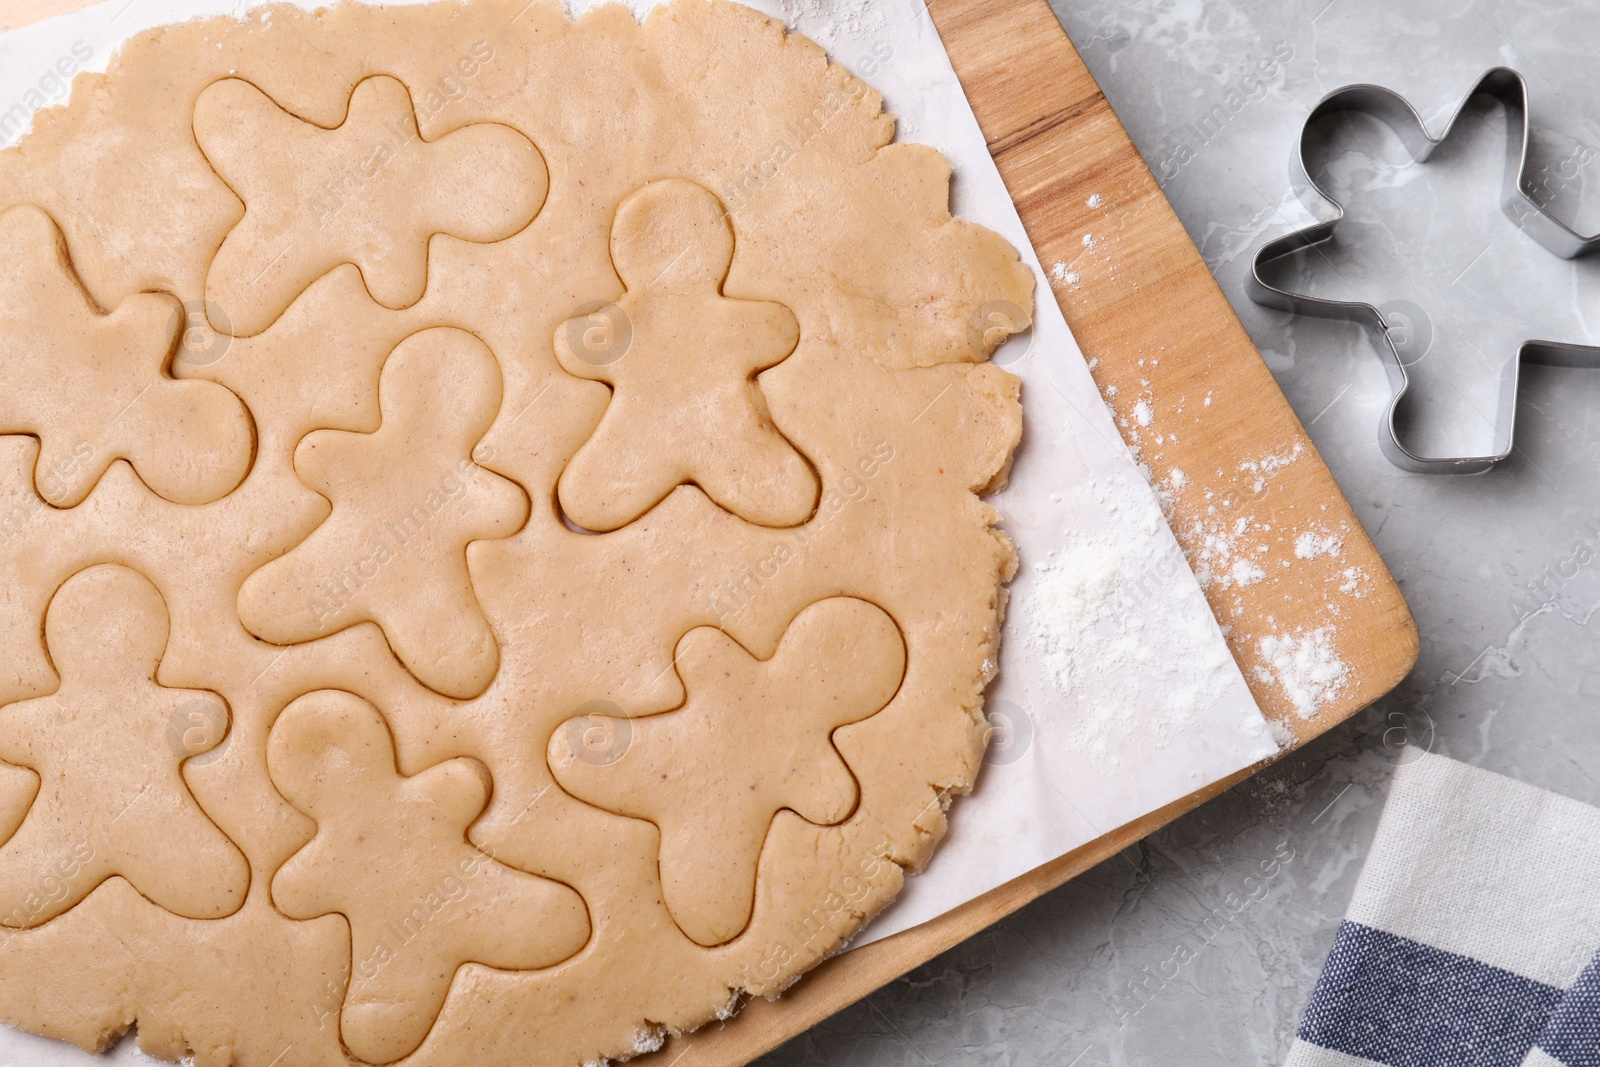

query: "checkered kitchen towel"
left=1285, top=751, right=1600, bottom=1067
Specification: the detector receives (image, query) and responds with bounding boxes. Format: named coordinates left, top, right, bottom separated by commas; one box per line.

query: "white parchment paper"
left=0, top=0, right=1276, bottom=1057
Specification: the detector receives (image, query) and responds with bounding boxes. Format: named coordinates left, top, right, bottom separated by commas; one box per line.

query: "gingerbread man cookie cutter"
left=1248, top=67, right=1600, bottom=474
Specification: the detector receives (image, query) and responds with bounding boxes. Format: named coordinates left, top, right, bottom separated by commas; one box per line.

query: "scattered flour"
left=1020, top=531, right=1247, bottom=760
left=1050, top=261, right=1080, bottom=286
left=779, top=0, right=868, bottom=19
left=604, top=0, right=662, bottom=20
left=1264, top=718, right=1297, bottom=750
left=1240, top=443, right=1304, bottom=478
left=1293, top=531, right=1343, bottom=560
left=1082, top=233, right=1097, bottom=249
left=1253, top=628, right=1349, bottom=718
left=1151, top=470, right=1186, bottom=521
left=1239, top=442, right=1304, bottom=493
left=1086, top=192, right=1103, bottom=208
left=778, top=0, right=881, bottom=41
left=1063, top=354, right=1365, bottom=735
left=1229, top=558, right=1267, bottom=587
left=1024, top=542, right=1125, bottom=699
left=1339, top=566, right=1369, bottom=596
left=1186, top=514, right=1268, bottom=592
left=632, top=1025, right=667, bottom=1055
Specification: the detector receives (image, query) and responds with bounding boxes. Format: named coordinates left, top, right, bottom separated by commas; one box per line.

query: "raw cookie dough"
left=0, top=205, right=254, bottom=508
left=269, top=689, right=591, bottom=1064
left=194, top=74, right=548, bottom=336
left=237, top=327, right=529, bottom=700
left=0, top=1, right=1031, bottom=1065
left=0, top=565, right=248, bottom=927
left=554, top=178, right=818, bottom=531
left=548, top=596, right=906, bottom=948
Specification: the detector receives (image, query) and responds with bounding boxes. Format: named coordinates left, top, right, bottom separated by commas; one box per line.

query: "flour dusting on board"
left=1189, top=515, right=1269, bottom=592
left=1240, top=442, right=1303, bottom=494
left=1294, top=531, right=1343, bottom=560
left=1254, top=628, right=1348, bottom=718
left=1091, top=377, right=1369, bottom=722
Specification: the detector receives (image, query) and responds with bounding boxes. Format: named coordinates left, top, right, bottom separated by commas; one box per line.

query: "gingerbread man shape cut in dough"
left=548, top=597, right=905, bottom=947
left=269, top=690, right=591, bottom=1065
left=238, top=328, right=528, bottom=700
left=0, top=564, right=248, bottom=928
left=0, top=205, right=255, bottom=508
left=554, top=178, right=819, bottom=532
left=195, top=75, right=548, bottom=337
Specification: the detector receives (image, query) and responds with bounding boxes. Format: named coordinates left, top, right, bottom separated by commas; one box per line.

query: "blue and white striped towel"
left=1285, top=751, right=1600, bottom=1067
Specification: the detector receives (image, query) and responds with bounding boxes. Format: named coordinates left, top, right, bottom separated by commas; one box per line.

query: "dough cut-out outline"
left=268, top=688, right=591, bottom=1065
left=0, top=564, right=249, bottom=928
left=548, top=596, right=906, bottom=947
left=555, top=178, right=821, bottom=532
left=195, top=74, right=549, bottom=338
left=0, top=204, right=256, bottom=509
left=238, top=327, right=529, bottom=701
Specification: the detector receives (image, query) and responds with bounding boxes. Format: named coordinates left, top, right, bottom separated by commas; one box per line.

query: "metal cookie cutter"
left=1248, top=67, right=1600, bottom=474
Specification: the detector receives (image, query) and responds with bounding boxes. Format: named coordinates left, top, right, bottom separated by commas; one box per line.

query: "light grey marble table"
left=757, top=1, right=1600, bottom=1063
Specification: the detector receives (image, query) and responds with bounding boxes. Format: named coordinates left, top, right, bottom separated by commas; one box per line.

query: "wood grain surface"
left=0, top=0, right=1418, bottom=1063
left=961, top=0, right=1418, bottom=740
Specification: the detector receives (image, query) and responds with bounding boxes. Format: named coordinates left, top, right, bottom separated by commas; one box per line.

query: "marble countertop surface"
left=758, top=1, right=1600, bottom=1064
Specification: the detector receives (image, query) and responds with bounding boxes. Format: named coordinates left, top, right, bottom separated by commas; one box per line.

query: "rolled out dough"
left=0, top=1, right=1032, bottom=1063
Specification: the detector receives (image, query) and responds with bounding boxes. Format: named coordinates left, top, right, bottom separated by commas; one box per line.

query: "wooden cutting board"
left=645, top=0, right=1419, bottom=1063
left=1, top=0, right=1417, bottom=1062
